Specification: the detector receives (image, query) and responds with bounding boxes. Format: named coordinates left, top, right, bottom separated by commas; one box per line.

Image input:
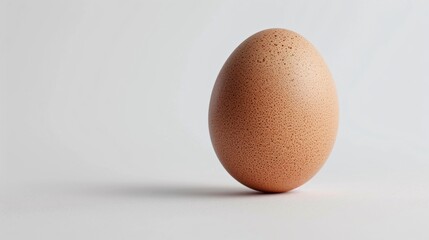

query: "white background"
left=1, top=0, right=428, bottom=239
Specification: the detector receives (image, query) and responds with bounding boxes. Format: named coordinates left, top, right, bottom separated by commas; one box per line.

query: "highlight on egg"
left=209, top=28, right=338, bottom=193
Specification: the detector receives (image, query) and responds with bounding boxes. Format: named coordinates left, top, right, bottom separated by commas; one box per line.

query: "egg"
left=209, top=28, right=338, bottom=193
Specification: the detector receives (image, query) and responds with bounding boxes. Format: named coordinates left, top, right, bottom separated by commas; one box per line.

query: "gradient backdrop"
left=1, top=1, right=428, bottom=239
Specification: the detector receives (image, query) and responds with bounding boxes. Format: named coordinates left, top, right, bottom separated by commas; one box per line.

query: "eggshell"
left=209, top=28, right=338, bottom=193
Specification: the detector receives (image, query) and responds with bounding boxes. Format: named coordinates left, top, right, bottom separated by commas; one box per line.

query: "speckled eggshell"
left=209, top=28, right=338, bottom=193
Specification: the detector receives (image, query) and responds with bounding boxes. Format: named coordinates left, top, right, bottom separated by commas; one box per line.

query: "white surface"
left=1, top=0, right=428, bottom=239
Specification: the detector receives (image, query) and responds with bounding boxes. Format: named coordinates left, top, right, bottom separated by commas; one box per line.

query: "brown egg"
left=209, top=28, right=338, bottom=193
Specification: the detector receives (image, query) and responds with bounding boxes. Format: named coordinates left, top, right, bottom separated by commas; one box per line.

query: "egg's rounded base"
left=236, top=179, right=305, bottom=194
